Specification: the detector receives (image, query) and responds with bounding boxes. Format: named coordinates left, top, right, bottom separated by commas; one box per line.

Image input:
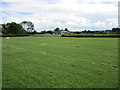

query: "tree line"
left=0, top=21, right=70, bottom=35
left=0, top=21, right=37, bottom=35
left=40, top=27, right=69, bottom=34
left=1, top=21, right=119, bottom=35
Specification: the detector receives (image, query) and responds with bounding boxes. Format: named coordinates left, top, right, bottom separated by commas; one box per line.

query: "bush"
left=61, top=34, right=120, bottom=38
left=2, top=34, right=30, bottom=37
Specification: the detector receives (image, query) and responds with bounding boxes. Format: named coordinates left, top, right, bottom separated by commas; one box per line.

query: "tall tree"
left=54, top=27, right=60, bottom=32
left=2, top=22, right=27, bottom=34
left=20, top=21, right=34, bottom=32
left=112, top=28, right=120, bottom=34
left=64, top=28, right=69, bottom=31
left=54, top=27, right=61, bottom=34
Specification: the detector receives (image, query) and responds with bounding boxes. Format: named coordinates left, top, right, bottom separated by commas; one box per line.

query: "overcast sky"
left=1, top=0, right=119, bottom=31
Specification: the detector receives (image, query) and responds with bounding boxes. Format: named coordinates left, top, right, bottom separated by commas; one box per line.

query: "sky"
left=0, top=0, right=119, bottom=31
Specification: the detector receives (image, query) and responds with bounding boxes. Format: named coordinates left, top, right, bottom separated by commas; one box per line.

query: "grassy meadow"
left=2, top=36, right=118, bottom=88
left=0, top=37, right=2, bottom=89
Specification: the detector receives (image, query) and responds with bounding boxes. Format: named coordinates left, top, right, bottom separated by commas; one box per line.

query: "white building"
left=60, top=31, right=70, bottom=34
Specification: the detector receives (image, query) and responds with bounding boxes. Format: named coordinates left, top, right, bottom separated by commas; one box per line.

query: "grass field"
left=2, top=36, right=118, bottom=88
left=0, top=37, right=2, bottom=89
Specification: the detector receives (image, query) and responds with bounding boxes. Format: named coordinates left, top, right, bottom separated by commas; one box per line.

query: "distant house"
left=53, top=30, right=70, bottom=34
left=105, top=30, right=112, bottom=34
left=60, top=31, right=70, bottom=34
left=54, top=31, right=61, bottom=34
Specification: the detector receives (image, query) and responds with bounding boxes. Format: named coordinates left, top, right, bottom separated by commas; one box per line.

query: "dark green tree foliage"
left=112, top=28, right=120, bottom=34
left=2, top=22, right=27, bottom=34
left=1, top=24, right=7, bottom=34
left=0, top=24, right=2, bottom=33
left=20, top=21, right=34, bottom=32
left=54, top=27, right=60, bottom=32
left=32, top=30, right=37, bottom=34
left=64, top=28, right=69, bottom=31
left=54, top=27, right=61, bottom=34
left=41, top=30, right=47, bottom=34
left=46, top=30, right=53, bottom=34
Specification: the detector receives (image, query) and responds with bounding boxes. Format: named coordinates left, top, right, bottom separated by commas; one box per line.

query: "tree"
left=0, top=24, right=2, bottom=33
left=54, top=27, right=61, bottom=34
left=1, top=24, right=8, bottom=34
left=54, top=27, right=60, bottom=32
left=41, top=30, right=46, bottom=34
left=20, top=21, right=28, bottom=31
left=1, top=22, right=27, bottom=34
left=64, top=28, right=69, bottom=31
left=46, top=30, right=53, bottom=34
left=60, top=29, right=64, bottom=31
left=112, top=28, right=120, bottom=34
left=32, top=30, right=37, bottom=34
left=20, top=21, right=34, bottom=32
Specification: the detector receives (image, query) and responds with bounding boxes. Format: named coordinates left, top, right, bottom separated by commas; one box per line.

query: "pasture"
left=2, top=36, right=118, bottom=88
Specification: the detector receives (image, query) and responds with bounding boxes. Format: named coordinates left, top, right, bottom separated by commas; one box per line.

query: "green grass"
left=61, top=34, right=120, bottom=37
left=31, top=34, right=61, bottom=37
left=2, top=36, right=118, bottom=88
left=0, top=37, right=2, bottom=89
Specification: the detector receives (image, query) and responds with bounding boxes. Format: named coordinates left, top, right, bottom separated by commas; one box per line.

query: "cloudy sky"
left=1, top=0, right=119, bottom=31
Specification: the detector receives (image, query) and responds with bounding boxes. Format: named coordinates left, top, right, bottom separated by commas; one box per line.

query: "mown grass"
left=0, top=37, right=2, bottom=89
left=61, top=34, right=120, bottom=37
left=31, top=34, right=61, bottom=37
left=2, top=36, right=118, bottom=88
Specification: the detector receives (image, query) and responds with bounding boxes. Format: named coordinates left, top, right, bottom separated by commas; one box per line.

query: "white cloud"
left=93, top=18, right=118, bottom=30
left=1, top=0, right=118, bottom=31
